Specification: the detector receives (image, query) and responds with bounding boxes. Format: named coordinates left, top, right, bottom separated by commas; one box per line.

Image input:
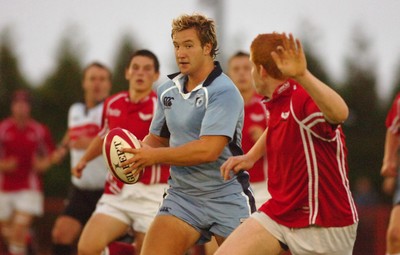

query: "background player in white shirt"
left=51, top=62, right=112, bottom=255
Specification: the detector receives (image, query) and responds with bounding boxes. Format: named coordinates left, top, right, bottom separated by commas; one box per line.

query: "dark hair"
left=128, top=49, right=160, bottom=73
left=82, top=62, right=112, bottom=81
left=228, top=51, right=250, bottom=64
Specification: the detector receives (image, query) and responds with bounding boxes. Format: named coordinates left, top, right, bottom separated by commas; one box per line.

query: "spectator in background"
left=0, top=89, right=56, bottom=255
left=380, top=92, right=400, bottom=255
left=72, top=50, right=169, bottom=255
left=50, top=62, right=112, bottom=255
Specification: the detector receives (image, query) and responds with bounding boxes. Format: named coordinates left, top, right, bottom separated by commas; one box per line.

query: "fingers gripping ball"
left=102, top=128, right=143, bottom=184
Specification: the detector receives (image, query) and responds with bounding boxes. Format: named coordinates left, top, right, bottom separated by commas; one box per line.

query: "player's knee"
left=78, top=239, right=104, bottom=255
left=52, top=217, right=81, bottom=244
left=388, top=227, right=400, bottom=245
left=52, top=226, right=76, bottom=244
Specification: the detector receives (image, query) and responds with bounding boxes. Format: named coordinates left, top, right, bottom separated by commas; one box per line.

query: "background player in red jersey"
left=0, top=89, right=56, bottom=255
left=72, top=50, right=169, bottom=255
left=381, top=93, right=400, bottom=255
left=50, top=62, right=112, bottom=255
left=218, top=33, right=358, bottom=255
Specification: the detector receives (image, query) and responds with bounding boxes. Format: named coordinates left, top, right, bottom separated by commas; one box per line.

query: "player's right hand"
left=0, top=157, right=17, bottom=173
left=72, top=160, right=86, bottom=178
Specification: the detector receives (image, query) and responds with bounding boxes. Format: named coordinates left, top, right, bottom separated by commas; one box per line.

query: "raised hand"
left=271, top=33, right=307, bottom=79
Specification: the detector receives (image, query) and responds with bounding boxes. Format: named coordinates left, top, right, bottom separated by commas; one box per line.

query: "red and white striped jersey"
left=259, top=79, right=358, bottom=228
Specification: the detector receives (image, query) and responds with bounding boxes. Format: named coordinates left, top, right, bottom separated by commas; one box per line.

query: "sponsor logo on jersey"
left=195, top=95, right=204, bottom=107
left=281, top=111, right=290, bottom=120
left=163, top=97, right=174, bottom=109
left=108, top=108, right=121, bottom=117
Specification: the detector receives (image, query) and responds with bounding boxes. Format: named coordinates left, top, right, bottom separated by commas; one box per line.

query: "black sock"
left=52, top=244, right=74, bottom=255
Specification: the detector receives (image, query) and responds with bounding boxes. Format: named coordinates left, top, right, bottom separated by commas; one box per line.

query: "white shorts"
left=0, top=190, right=44, bottom=220
left=250, top=181, right=271, bottom=209
left=252, top=211, right=358, bottom=255
left=94, top=183, right=167, bottom=233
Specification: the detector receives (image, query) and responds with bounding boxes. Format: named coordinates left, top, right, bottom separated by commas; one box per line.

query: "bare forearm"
left=246, top=128, right=267, bottom=162
left=294, top=70, right=349, bottom=124
left=80, top=135, right=103, bottom=163
left=149, top=136, right=228, bottom=166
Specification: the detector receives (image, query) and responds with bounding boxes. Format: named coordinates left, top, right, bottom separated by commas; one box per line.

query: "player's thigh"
left=215, top=217, right=283, bottom=255
left=52, top=215, right=82, bottom=243
left=78, top=213, right=129, bottom=252
left=388, top=205, right=400, bottom=233
left=141, top=215, right=201, bottom=255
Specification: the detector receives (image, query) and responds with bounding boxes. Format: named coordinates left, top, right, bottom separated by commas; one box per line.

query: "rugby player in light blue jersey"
left=121, top=13, right=255, bottom=255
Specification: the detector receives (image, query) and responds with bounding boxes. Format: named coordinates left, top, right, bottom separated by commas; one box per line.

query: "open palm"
left=271, top=33, right=307, bottom=78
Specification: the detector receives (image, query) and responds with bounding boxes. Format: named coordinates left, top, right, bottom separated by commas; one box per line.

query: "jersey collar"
left=167, top=61, right=223, bottom=88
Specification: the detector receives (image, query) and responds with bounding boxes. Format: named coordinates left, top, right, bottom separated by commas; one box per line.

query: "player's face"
left=172, top=28, right=211, bottom=75
left=83, top=66, right=112, bottom=103
left=11, top=100, right=31, bottom=120
left=228, top=56, right=253, bottom=94
left=125, top=56, right=159, bottom=93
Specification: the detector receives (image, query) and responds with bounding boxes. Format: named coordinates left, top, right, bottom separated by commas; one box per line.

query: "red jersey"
left=0, top=118, right=55, bottom=191
left=386, top=93, right=400, bottom=133
left=242, top=94, right=267, bottom=182
left=259, top=80, right=358, bottom=228
left=98, top=91, right=169, bottom=193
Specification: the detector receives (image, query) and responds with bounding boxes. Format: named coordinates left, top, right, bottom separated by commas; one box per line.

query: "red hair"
left=250, top=33, right=285, bottom=80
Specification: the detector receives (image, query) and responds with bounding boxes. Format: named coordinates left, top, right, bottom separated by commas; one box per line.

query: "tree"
left=111, top=34, right=137, bottom=94
left=388, top=58, right=400, bottom=105
left=0, top=27, right=30, bottom=119
left=297, top=19, right=333, bottom=87
left=340, top=25, right=385, bottom=189
left=36, top=30, right=84, bottom=197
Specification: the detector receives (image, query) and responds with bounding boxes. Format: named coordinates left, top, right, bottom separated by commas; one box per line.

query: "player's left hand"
left=271, top=33, right=307, bottom=79
left=220, top=155, right=255, bottom=181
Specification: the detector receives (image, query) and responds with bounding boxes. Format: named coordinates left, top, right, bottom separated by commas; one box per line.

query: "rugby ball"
left=102, top=128, right=143, bottom=184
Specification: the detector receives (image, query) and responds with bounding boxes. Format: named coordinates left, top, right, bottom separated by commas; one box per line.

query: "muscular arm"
left=124, top=134, right=229, bottom=170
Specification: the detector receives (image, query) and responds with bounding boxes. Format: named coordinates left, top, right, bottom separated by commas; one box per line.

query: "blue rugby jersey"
left=150, top=62, right=248, bottom=198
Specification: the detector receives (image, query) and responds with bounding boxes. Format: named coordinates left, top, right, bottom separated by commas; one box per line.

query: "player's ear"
left=153, top=71, right=160, bottom=82
left=259, top=65, right=268, bottom=78
left=203, top=43, right=212, bottom=56
left=125, top=68, right=130, bottom=80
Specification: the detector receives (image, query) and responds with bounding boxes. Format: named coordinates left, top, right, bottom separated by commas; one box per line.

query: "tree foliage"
left=0, top=28, right=30, bottom=119
left=111, top=34, right=137, bottom=94
left=36, top=34, right=83, bottom=196
left=340, top=26, right=385, bottom=189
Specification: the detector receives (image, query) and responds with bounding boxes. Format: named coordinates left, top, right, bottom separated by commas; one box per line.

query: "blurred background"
left=1, top=0, right=400, bottom=254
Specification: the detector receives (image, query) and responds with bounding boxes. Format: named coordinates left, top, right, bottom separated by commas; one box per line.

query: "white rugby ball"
left=102, top=127, right=143, bottom=184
